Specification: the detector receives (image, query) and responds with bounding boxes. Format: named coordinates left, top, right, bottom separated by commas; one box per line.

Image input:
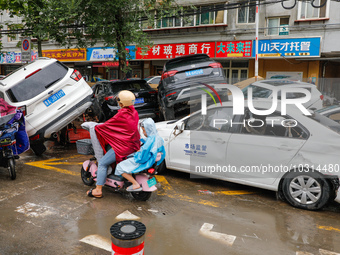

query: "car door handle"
left=215, top=138, right=226, bottom=144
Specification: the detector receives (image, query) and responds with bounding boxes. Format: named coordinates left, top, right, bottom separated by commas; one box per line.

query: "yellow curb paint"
left=155, top=176, right=173, bottom=193
left=318, top=225, right=340, bottom=233
left=25, top=156, right=82, bottom=176
left=215, top=191, right=254, bottom=195
left=155, top=175, right=219, bottom=207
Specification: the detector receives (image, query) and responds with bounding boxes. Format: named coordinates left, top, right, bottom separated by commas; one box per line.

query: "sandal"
left=126, top=185, right=142, bottom=192
left=87, top=188, right=103, bottom=198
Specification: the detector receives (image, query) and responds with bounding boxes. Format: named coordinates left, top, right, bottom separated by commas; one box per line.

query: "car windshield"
left=311, top=112, right=340, bottom=134
left=109, top=81, right=151, bottom=93
left=242, top=85, right=272, bottom=98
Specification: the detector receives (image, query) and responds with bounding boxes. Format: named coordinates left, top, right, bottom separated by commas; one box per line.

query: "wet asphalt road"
left=0, top=142, right=340, bottom=255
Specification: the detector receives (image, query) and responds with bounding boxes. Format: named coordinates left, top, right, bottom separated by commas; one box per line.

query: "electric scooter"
left=80, top=152, right=161, bottom=201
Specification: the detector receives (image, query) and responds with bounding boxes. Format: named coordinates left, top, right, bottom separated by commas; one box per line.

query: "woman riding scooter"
left=87, top=90, right=140, bottom=198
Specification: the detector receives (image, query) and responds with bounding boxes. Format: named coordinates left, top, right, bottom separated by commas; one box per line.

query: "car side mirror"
left=173, top=122, right=185, bottom=136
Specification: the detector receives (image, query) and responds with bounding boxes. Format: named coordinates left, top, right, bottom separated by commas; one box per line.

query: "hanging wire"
left=281, top=0, right=297, bottom=9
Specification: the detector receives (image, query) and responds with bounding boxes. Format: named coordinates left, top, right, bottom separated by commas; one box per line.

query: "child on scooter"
left=87, top=90, right=140, bottom=198
left=115, top=118, right=165, bottom=191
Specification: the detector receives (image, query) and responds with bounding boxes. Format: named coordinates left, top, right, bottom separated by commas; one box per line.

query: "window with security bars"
left=237, top=2, right=256, bottom=24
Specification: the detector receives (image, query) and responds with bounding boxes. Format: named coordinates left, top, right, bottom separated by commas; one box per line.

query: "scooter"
left=80, top=153, right=161, bottom=201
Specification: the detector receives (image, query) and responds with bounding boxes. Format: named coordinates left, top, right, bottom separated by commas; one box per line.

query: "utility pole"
left=255, top=0, right=259, bottom=81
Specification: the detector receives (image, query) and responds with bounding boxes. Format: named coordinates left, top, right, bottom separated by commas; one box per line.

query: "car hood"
left=155, top=119, right=179, bottom=130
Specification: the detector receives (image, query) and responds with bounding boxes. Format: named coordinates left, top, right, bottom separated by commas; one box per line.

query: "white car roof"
left=214, top=99, right=313, bottom=117
left=250, top=79, right=317, bottom=89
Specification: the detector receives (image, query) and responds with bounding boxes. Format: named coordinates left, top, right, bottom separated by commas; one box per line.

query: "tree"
left=0, top=0, right=83, bottom=57
left=1, top=0, right=181, bottom=78
left=54, top=0, right=180, bottom=79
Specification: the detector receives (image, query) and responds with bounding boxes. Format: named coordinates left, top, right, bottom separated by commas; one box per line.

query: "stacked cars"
left=0, top=58, right=93, bottom=155
left=157, top=54, right=227, bottom=120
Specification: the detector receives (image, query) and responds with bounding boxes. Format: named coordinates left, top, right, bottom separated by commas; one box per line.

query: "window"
left=298, top=0, right=328, bottom=19
left=241, top=110, right=309, bottom=139
left=237, top=3, right=256, bottom=24
left=152, top=4, right=227, bottom=29
left=267, top=17, right=289, bottom=36
left=195, top=4, right=227, bottom=26
left=185, top=107, right=233, bottom=133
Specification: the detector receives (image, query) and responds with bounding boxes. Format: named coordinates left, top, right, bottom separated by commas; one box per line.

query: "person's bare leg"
left=122, top=173, right=140, bottom=189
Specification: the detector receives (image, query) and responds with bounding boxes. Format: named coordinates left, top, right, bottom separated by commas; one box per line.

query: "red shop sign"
left=215, top=41, right=252, bottom=58
left=136, top=42, right=215, bottom=60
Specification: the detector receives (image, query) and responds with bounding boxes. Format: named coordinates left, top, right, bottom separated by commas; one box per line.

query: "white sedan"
left=155, top=100, right=340, bottom=210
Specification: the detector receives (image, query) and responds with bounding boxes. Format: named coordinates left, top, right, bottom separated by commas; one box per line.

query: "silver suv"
left=0, top=58, right=93, bottom=155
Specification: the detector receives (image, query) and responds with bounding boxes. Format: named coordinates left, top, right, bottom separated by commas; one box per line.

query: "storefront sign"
left=136, top=42, right=215, bottom=59
left=87, top=47, right=116, bottom=61
left=42, top=49, right=86, bottom=61
left=87, top=46, right=136, bottom=61
left=253, top=37, right=321, bottom=58
left=216, top=41, right=252, bottom=58
left=0, top=50, right=38, bottom=64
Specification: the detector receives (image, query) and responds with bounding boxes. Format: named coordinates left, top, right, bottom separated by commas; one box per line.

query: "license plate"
left=135, top=97, right=144, bottom=104
left=147, top=177, right=157, bottom=187
left=44, top=90, right=65, bottom=107
left=185, top=69, right=203, bottom=77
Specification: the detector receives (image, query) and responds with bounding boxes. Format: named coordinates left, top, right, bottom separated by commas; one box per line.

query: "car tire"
left=157, top=160, right=167, bottom=175
left=282, top=170, right=331, bottom=210
left=30, top=142, right=46, bottom=156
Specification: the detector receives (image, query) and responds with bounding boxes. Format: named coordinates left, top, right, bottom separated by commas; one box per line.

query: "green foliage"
left=1, top=0, right=182, bottom=77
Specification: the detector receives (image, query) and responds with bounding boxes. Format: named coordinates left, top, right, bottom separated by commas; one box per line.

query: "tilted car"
left=158, top=54, right=227, bottom=120
left=91, top=79, right=159, bottom=121
left=154, top=100, right=340, bottom=210
left=242, top=79, right=323, bottom=110
left=0, top=58, right=93, bottom=155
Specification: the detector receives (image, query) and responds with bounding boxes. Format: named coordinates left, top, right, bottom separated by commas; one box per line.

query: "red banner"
left=136, top=42, right=215, bottom=60
left=215, top=41, right=252, bottom=58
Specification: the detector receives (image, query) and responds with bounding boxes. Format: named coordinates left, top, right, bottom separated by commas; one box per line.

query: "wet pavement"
left=0, top=141, right=340, bottom=254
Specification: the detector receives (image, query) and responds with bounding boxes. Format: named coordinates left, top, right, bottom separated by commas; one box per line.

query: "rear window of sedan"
left=109, top=81, right=151, bottom=93
left=164, top=55, right=210, bottom=71
left=6, top=61, right=68, bottom=103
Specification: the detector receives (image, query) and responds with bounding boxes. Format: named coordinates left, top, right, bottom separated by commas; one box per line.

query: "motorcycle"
left=78, top=139, right=160, bottom=201
left=0, top=111, right=28, bottom=180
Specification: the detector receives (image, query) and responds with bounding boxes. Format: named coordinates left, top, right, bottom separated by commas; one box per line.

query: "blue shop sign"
left=252, top=37, right=321, bottom=58
left=87, top=45, right=136, bottom=61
